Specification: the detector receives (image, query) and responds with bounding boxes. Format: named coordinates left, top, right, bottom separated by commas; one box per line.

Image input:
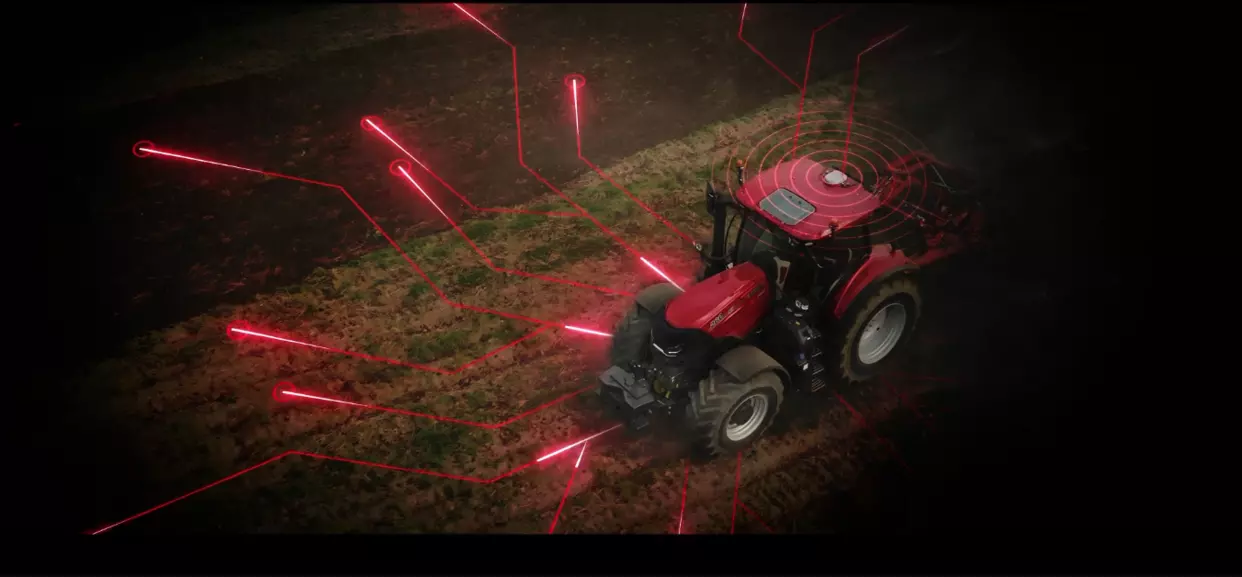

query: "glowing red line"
left=451, top=3, right=508, bottom=44
left=677, top=460, right=689, bottom=534
left=572, top=79, right=581, bottom=156
left=139, top=144, right=620, bottom=338
left=738, top=501, right=775, bottom=533
left=548, top=442, right=589, bottom=534
left=449, top=4, right=685, bottom=288
left=566, top=65, right=695, bottom=247
left=736, top=4, right=800, bottom=89
left=639, top=257, right=684, bottom=291
left=843, top=26, right=908, bottom=171
left=834, top=392, right=910, bottom=472
left=575, top=441, right=588, bottom=468
left=536, top=424, right=622, bottom=462
left=792, top=13, right=848, bottom=157
left=395, top=165, right=633, bottom=296
left=90, top=425, right=618, bottom=534
left=563, top=325, right=611, bottom=337
left=278, top=383, right=592, bottom=429
left=86, top=452, right=293, bottom=535
left=364, top=118, right=577, bottom=218
left=229, top=325, right=549, bottom=375
left=730, top=451, right=742, bottom=534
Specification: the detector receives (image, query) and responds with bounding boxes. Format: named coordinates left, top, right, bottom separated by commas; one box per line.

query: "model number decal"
left=709, top=304, right=741, bottom=330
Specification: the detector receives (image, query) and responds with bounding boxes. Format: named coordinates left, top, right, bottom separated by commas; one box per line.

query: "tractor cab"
left=700, top=158, right=881, bottom=308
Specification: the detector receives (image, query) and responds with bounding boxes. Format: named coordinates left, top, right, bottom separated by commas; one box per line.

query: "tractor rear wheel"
left=831, top=275, right=922, bottom=383
left=686, top=369, right=785, bottom=458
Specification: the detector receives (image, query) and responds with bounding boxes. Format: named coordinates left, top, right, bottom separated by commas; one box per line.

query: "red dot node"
left=272, top=381, right=298, bottom=402
left=132, top=140, right=154, bottom=158
left=389, top=159, right=413, bottom=176
left=563, top=74, right=586, bottom=89
left=225, top=320, right=249, bottom=341
left=360, top=116, right=383, bottom=132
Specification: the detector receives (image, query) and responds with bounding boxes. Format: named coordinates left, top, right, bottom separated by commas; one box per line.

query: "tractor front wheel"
left=686, top=369, right=785, bottom=458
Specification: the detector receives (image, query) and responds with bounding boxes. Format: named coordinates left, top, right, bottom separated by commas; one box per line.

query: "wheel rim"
left=857, top=302, right=907, bottom=365
left=724, top=393, right=770, bottom=442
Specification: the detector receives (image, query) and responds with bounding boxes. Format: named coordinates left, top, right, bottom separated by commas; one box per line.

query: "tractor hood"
left=665, top=262, right=771, bottom=339
left=735, top=158, right=880, bottom=242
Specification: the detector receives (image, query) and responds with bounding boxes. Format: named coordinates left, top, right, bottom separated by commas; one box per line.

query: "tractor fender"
left=634, top=282, right=682, bottom=314
left=831, top=244, right=919, bottom=319
left=715, top=345, right=790, bottom=388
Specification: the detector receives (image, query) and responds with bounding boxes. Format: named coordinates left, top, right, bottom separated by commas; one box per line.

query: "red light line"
left=86, top=451, right=293, bottom=535
left=229, top=325, right=551, bottom=375
left=363, top=118, right=578, bottom=218
left=137, top=144, right=618, bottom=335
left=278, top=383, right=592, bottom=429
left=737, top=4, right=801, bottom=89
left=793, top=13, right=848, bottom=157
left=448, top=3, right=685, bottom=286
left=395, top=165, right=633, bottom=296
left=738, top=501, right=776, bottom=533
left=730, top=451, right=742, bottom=534
left=677, top=460, right=690, bottom=534
left=536, top=424, right=623, bottom=462
left=568, top=72, right=696, bottom=247
left=572, top=78, right=581, bottom=157
left=834, top=392, right=910, bottom=472
left=548, top=442, right=589, bottom=534
left=89, top=425, right=619, bottom=534
left=843, top=26, right=909, bottom=171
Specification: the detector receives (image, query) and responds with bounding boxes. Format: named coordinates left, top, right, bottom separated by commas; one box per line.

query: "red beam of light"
left=362, top=117, right=578, bottom=218
left=87, top=444, right=571, bottom=534
left=447, top=4, right=686, bottom=292
left=730, top=451, right=742, bottom=534
left=842, top=26, right=909, bottom=173
left=572, top=78, right=581, bottom=157
left=569, top=77, right=698, bottom=248
left=563, top=325, right=612, bottom=337
left=792, top=13, right=849, bottom=157
left=677, top=460, right=690, bottom=534
left=135, top=143, right=563, bottom=327
left=536, top=424, right=623, bottom=462
left=548, top=442, right=589, bottom=534
left=640, top=257, right=684, bottom=291
left=834, top=392, right=911, bottom=472
left=394, top=165, right=633, bottom=297
left=228, top=324, right=552, bottom=375
left=276, top=383, right=593, bottom=429
left=736, top=4, right=801, bottom=89
left=738, top=501, right=776, bottom=533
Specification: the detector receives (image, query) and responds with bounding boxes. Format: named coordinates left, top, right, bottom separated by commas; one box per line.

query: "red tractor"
left=598, top=152, right=984, bottom=457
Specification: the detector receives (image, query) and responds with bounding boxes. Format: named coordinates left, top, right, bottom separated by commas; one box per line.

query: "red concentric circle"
left=708, top=109, right=945, bottom=255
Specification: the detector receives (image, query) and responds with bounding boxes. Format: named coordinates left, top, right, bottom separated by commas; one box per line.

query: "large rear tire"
left=686, top=369, right=785, bottom=458
left=830, top=275, right=922, bottom=383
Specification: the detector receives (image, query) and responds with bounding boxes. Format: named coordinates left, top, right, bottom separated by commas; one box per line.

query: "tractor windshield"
left=734, top=211, right=797, bottom=263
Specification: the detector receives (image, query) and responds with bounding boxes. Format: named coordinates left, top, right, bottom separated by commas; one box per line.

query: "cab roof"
left=734, top=158, right=881, bottom=242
